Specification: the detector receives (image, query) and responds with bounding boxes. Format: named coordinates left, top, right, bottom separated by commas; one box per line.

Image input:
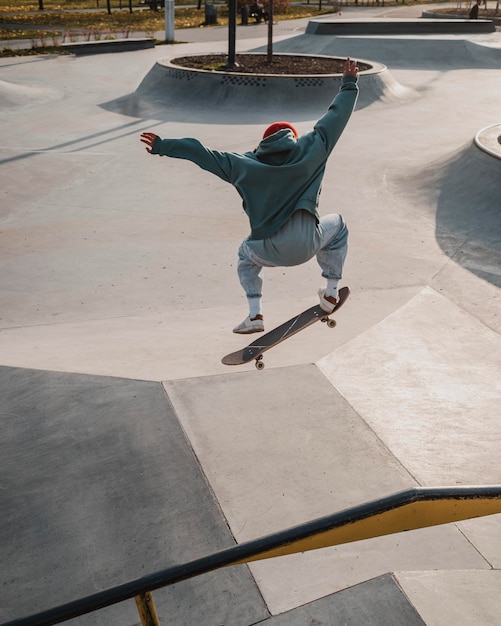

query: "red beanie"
left=262, top=121, right=299, bottom=139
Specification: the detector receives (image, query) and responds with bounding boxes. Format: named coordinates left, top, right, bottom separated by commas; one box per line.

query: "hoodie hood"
left=254, top=129, right=298, bottom=164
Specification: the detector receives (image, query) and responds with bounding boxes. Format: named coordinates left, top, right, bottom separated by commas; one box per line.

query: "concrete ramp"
left=2, top=296, right=500, bottom=625
left=271, top=32, right=501, bottom=69
left=0, top=78, right=61, bottom=109
left=318, top=286, right=501, bottom=485
left=117, top=56, right=414, bottom=121
left=306, top=17, right=495, bottom=35
left=0, top=365, right=269, bottom=625
left=395, top=139, right=501, bottom=289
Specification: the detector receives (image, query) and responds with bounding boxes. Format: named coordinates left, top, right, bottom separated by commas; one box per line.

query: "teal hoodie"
left=151, top=75, right=358, bottom=240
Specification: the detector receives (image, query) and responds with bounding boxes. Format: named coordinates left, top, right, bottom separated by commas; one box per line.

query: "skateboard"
left=222, top=286, right=350, bottom=370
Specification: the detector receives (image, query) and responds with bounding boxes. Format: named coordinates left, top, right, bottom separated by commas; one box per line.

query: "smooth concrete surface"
left=1, top=3, right=501, bottom=624
left=164, top=366, right=491, bottom=615
left=261, top=574, right=426, bottom=625
left=0, top=366, right=269, bottom=625
left=318, top=287, right=501, bottom=485
left=396, top=570, right=501, bottom=626
left=164, top=365, right=417, bottom=541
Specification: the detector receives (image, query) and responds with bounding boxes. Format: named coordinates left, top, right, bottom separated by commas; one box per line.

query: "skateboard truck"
left=251, top=313, right=336, bottom=369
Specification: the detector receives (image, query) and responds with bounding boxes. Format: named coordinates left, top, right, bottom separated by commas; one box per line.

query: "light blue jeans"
left=237, top=210, right=348, bottom=298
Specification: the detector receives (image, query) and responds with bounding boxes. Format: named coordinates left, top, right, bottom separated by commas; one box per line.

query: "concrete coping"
left=61, top=37, right=155, bottom=54
left=164, top=53, right=379, bottom=77
left=305, top=17, right=496, bottom=34
left=422, top=10, right=501, bottom=25
left=475, top=124, right=501, bottom=159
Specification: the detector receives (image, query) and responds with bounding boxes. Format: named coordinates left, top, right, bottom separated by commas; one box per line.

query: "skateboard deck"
left=222, top=286, right=350, bottom=369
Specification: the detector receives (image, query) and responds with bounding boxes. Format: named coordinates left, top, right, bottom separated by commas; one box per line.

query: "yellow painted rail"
left=4, top=485, right=501, bottom=626
left=238, top=485, right=501, bottom=562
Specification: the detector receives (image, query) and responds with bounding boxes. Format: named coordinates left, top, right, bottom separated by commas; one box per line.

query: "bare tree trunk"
left=267, top=0, right=274, bottom=62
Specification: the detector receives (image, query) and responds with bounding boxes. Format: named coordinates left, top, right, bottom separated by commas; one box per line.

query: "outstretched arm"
left=139, top=132, right=234, bottom=182
left=311, top=57, right=359, bottom=153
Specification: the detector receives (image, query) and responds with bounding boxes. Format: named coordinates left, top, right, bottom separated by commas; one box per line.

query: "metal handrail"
left=4, top=485, right=501, bottom=626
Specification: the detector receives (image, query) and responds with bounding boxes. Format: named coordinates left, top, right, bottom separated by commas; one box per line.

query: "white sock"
left=325, top=280, right=339, bottom=299
left=248, top=297, right=262, bottom=318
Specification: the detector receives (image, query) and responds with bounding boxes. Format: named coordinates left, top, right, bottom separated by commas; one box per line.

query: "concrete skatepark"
left=1, top=3, right=501, bottom=624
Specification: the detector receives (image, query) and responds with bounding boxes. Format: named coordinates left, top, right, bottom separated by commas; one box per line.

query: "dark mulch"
left=172, top=53, right=372, bottom=75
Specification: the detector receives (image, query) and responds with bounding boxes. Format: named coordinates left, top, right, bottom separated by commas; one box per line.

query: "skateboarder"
left=140, top=57, right=359, bottom=334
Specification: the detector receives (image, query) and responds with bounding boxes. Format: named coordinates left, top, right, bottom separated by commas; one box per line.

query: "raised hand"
left=343, top=57, right=359, bottom=78
left=140, top=132, right=159, bottom=153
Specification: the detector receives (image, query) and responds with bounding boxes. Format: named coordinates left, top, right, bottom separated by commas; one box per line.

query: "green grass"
left=0, top=0, right=453, bottom=53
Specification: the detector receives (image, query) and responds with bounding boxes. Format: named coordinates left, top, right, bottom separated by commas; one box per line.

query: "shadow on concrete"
left=398, top=141, right=501, bottom=287
left=0, top=118, right=148, bottom=167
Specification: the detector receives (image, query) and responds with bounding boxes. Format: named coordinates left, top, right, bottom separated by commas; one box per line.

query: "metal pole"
left=165, top=0, right=175, bottom=42
left=227, top=0, right=237, bottom=67
left=135, top=592, right=161, bottom=626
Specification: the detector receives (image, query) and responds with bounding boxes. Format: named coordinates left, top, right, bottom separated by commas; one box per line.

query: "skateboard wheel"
left=327, top=319, right=336, bottom=328
left=255, top=360, right=265, bottom=370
